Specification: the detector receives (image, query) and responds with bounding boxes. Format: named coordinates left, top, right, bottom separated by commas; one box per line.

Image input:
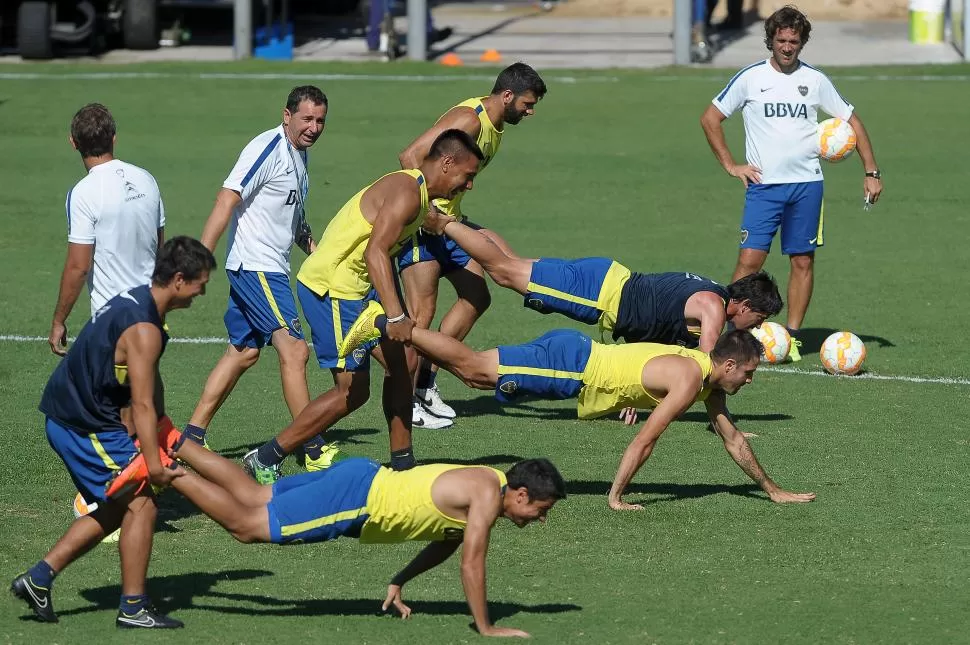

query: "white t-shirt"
left=712, top=59, right=854, bottom=184
left=66, top=159, right=165, bottom=314
left=223, top=125, right=308, bottom=274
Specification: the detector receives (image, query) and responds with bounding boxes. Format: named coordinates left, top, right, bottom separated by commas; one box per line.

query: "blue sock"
left=183, top=423, right=207, bottom=445
left=257, top=438, right=286, bottom=467
left=120, top=593, right=150, bottom=615
left=375, top=314, right=388, bottom=338
left=416, top=364, right=436, bottom=393
left=302, top=435, right=326, bottom=461
left=28, top=560, right=56, bottom=589
left=391, top=448, right=415, bottom=471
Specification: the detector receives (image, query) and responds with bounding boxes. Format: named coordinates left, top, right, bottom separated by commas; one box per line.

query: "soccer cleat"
left=416, top=384, right=457, bottom=419
left=10, top=573, right=58, bottom=623
left=105, top=427, right=181, bottom=499
left=786, top=338, right=803, bottom=362
left=338, top=300, right=385, bottom=359
left=242, top=449, right=282, bottom=485
left=411, top=401, right=454, bottom=430
left=303, top=444, right=349, bottom=472
left=116, top=605, right=184, bottom=629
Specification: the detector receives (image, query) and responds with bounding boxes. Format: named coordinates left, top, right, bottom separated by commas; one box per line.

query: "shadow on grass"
left=448, top=395, right=577, bottom=421
left=566, top=481, right=763, bottom=504
left=216, top=427, right=382, bottom=460
left=796, top=328, right=895, bottom=354
left=679, top=411, right=794, bottom=423
left=56, top=569, right=579, bottom=620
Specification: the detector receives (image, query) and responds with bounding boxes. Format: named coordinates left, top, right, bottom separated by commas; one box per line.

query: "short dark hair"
left=71, top=103, right=116, bottom=158
left=506, top=458, right=567, bottom=502
left=491, top=62, right=547, bottom=100
left=764, top=5, right=812, bottom=49
left=427, top=129, right=484, bottom=162
left=152, top=236, right=217, bottom=285
left=711, top=330, right=763, bottom=366
left=727, top=271, right=783, bottom=316
left=285, top=85, right=328, bottom=113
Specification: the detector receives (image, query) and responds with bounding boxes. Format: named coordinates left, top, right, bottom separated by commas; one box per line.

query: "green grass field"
left=1, top=61, right=969, bottom=644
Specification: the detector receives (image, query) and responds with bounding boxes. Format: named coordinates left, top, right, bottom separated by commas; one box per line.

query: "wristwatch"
left=865, top=170, right=882, bottom=179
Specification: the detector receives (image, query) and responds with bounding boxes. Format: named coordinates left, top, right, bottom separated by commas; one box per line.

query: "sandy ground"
left=549, top=0, right=910, bottom=20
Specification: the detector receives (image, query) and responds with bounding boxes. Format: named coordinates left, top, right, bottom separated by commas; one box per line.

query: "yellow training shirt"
left=577, top=342, right=713, bottom=419
left=359, top=463, right=507, bottom=543
left=433, top=97, right=503, bottom=218
left=298, top=169, right=429, bottom=299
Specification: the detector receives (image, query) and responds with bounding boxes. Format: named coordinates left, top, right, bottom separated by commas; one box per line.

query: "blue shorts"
left=224, top=269, right=303, bottom=349
left=495, top=329, right=592, bottom=403
left=524, top=257, right=613, bottom=325
left=297, top=281, right=379, bottom=371
left=741, top=181, right=824, bottom=255
left=266, top=457, right=379, bottom=544
left=395, top=221, right=483, bottom=274
left=45, top=418, right=138, bottom=503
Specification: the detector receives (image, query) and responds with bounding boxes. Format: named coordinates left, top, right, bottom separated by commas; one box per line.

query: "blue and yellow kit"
left=296, top=169, right=429, bottom=371
left=495, top=329, right=713, bottom=420
left=266, top=458, right=507, bottom=545
left=523, top=260, right=731, bottom=348
left=397, top=97, right=503, bottom=274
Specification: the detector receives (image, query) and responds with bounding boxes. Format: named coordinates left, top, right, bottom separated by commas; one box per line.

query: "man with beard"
left=396, top=63, right=548, bottom=429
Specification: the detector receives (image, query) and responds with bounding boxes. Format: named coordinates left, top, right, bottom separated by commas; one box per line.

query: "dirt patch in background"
left=551, top=0, right=910, bottom=20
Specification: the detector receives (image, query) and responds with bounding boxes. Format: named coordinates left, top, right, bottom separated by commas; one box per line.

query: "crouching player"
left=119, top=428, right=565, bottom=638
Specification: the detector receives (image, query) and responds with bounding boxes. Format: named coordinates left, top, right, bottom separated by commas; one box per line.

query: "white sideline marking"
left=0, top=72, right=968, bottom=83
left=0, top=71, right=612, bottom=84
left=3, top=333, right=968, bottom=386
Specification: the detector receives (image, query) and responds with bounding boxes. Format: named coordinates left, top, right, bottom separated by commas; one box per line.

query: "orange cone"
left=480, top=49, right=502, bottom=63
left=440, top=52, right=463, bottom=66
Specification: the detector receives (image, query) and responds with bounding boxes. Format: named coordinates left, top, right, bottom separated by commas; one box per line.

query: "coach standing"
left=184, top=86, right=333, bottom=469
left=50, top=103, right=165, bottom=356
left=700, top=6, right=882, bottom=361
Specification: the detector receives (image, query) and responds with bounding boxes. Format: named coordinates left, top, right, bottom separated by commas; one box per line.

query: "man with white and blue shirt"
left=185, top=86, right=336, bottom=469
left=701, top=5, right=883, bottom=360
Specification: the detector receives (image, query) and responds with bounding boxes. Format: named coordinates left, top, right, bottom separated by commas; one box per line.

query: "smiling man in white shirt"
left=184, top=87, right=334, bottom=469
left=700, top=5, right=883, bottom=360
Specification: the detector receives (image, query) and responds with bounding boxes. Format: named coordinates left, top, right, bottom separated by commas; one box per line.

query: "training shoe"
left=10, top=573, right=57, bottom=623
left=416, top=384, right=456, bottom=419
left=338, top=300, right=385, bottom=359
left=786, top=338, right=803, bottom=363
left=242, top=449, right=282, bottom=485
left=303, top=444, right=349, bottom=472
left=411, top=401, right=454, bottom=430
left=116, top=605, right=184, bottom=629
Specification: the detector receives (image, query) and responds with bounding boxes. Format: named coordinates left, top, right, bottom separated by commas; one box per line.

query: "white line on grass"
left=1, top=72, right=968, bottom=83
left=3, top=333, right=968, bottom=386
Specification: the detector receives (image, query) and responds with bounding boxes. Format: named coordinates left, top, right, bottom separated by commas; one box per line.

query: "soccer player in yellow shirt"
left=342, top=309, right=816, bottom=511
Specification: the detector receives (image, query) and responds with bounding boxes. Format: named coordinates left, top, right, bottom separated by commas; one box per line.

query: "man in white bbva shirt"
left=700, top=5, right=883, bottom=361
left=184, top=86, right=336, bottom=471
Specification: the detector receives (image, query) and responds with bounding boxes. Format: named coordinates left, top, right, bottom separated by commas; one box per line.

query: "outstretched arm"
left=608, top=383, right=697, bottom=511
left=705, top=391, right=816, bottom=503
left=383, top=540, right=461, bottom=618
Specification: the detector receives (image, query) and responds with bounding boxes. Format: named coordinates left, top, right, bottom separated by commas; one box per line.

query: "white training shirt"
left=66, top=159, right=165, bottom=315
left=223, top=125, right=308, bottom=274
left=712, top=59, right=854, bottom=185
